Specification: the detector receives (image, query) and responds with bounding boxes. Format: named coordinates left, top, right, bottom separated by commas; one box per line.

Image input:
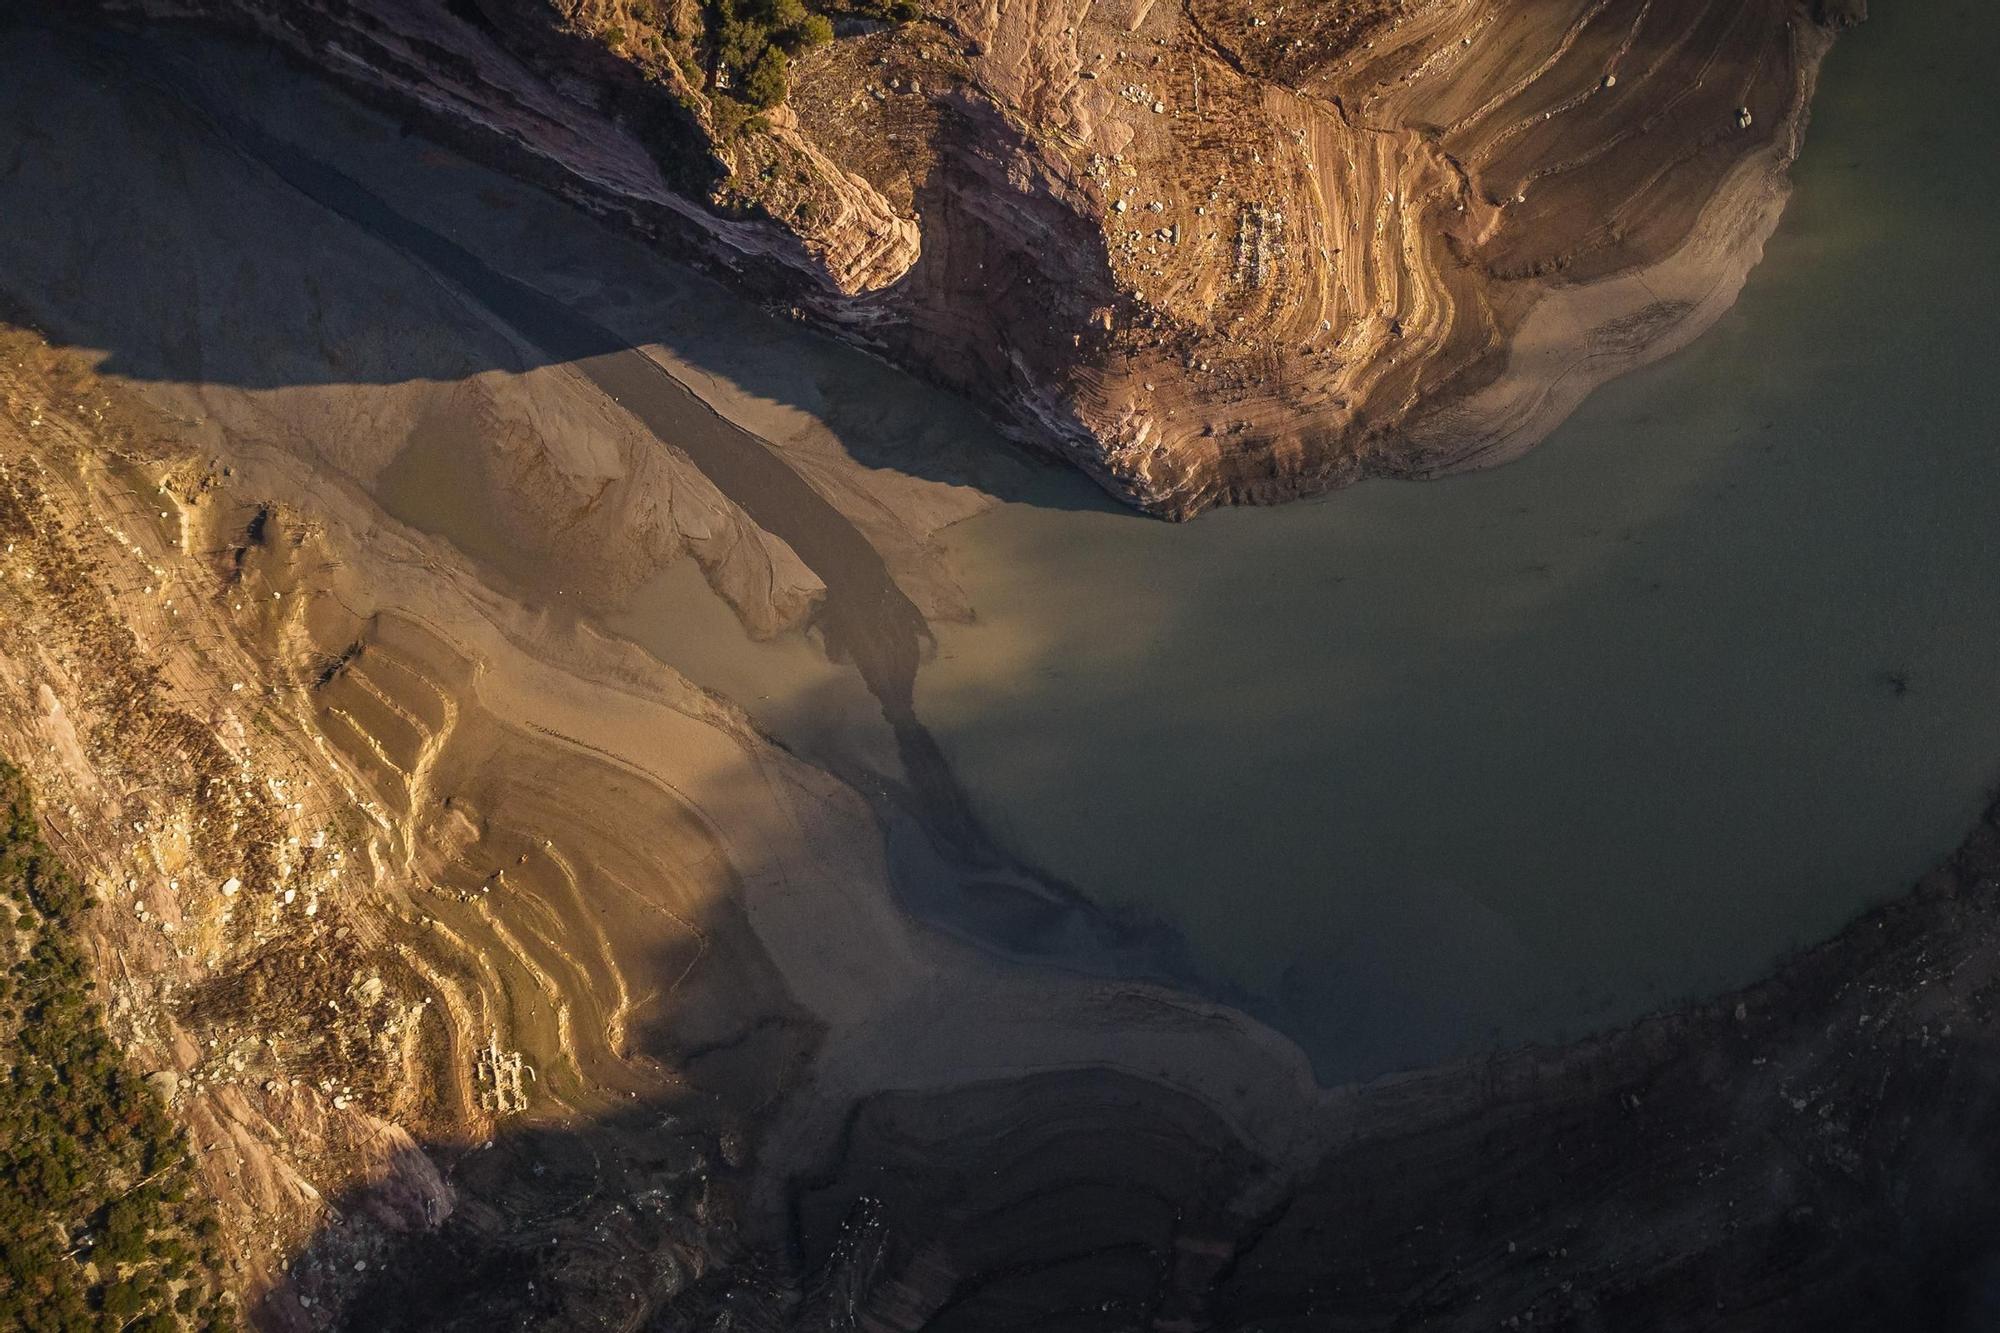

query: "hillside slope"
left=92, top=0, right=1864, bottom=514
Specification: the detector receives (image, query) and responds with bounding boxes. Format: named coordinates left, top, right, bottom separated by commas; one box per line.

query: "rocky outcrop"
left=87, top=0, right=1850, bottom=516
left=96, top=0, right=918, bottom=296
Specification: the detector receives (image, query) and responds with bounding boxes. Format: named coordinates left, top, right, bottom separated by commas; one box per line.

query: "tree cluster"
left=712, top=0, right=835, bottom=108
left=0, top=763, right=234, bottom=1332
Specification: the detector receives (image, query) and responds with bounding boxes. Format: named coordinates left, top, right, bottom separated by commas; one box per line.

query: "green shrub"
left=795, top=12, right=835, bottom=49
left=707, top=0, right=896, bottom=110
left=743, top=45, right=791, bottom=107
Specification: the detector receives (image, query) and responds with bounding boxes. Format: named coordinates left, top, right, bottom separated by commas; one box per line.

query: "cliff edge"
left=93, top=0, right=1857, bottom=515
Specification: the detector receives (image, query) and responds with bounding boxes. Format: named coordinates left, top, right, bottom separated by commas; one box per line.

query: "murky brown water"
left=915, top=1, right=2000, bottom=1075
left=6, top=6, right=1993, bottom=1084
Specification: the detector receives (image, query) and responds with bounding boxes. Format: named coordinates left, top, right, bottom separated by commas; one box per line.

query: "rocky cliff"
left=94, top=0, right=1856, bottom=515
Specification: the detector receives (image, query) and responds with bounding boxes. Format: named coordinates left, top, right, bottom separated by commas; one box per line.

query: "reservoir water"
left=6, top=4, right=1994, bottom=1084
left=485, top=0, right=2000, bottom=1079
left=910, top=1, right=2000, bottom=1076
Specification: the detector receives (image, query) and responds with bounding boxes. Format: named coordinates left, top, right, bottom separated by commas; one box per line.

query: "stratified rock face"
left=807, top=0, right=1831, bottom=514
left=98, top=0, right=1840, bottom=513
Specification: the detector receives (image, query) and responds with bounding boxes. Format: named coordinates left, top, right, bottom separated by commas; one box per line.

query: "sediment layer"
left=10, top=316, right=2000, bottom=1332
left=17, top=7, right=2000, bottom=1332
left=88, top=0, right=1859, bottom=516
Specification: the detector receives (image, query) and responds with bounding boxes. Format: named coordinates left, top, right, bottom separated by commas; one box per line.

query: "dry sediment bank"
left=0, top=298, right=1325, bottom=1327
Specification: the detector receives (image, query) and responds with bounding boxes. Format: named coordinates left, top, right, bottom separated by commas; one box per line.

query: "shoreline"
left=78, top=0, right=1853, bottom=521
left=13, top=4, right=2000, bottom=1323
left=1384, top=21, right=1834, bottom=491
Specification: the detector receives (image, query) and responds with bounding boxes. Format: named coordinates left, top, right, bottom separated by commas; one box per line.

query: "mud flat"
left=0, top=306, right=1322, bottom=1329
left=0, top=27, right=1333, bottom=1324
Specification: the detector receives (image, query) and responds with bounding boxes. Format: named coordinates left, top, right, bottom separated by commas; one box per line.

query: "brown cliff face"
left=800, top=0, right=1836, bottom=514
left=94, top=0, right=1845, bottom=515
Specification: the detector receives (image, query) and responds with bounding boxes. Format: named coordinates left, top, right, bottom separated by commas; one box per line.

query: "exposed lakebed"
left=8, top=4, right=1996, bottom=1084
left=423, top=0, right=2000, bottom=1080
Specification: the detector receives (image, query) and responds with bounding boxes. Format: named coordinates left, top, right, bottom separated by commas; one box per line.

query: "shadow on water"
left=0, top=16, right=1212, bottom=986
left=260, top=816, right=2000, bottom=1333
left=0, top=8, right=1117, bottom=516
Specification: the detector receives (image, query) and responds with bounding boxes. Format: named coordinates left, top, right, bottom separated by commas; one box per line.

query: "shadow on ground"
left=272, top=793, right=2000, bottom=1332
left=0, top=11, right=1117, bottom=519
